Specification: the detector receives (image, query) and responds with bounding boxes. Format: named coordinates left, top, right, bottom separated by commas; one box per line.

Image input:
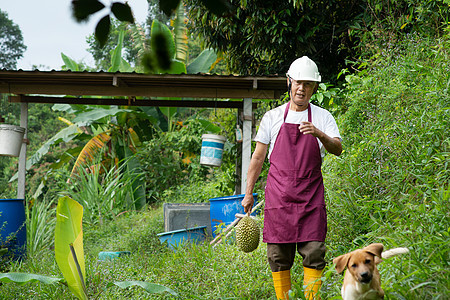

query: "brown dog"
left=333, top=243, right=409, bottom=300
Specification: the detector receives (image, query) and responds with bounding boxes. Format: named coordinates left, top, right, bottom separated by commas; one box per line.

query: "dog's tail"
left=381, top=247, right=409, bottom=259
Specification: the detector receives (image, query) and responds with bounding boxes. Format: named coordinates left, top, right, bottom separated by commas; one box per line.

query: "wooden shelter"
left=0, top=70, right=287, bottom=199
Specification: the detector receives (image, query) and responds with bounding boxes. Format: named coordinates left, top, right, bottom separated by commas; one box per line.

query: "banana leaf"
left=70, top=132, right=111, bottom=177
left=187, top=49, right=218, bottom=74
left=114, top=281, right=178, bottom=296
left=61, top=53, right=80, bottom=71
left=174, top=2, right=188, bottom=63
left=0, top=273, right=63, bottom=285
left=72, top=107, right=134, bottom=125
left=109, top=29, right=125, bottom=72
left=55, top=196, right=87, bottom=300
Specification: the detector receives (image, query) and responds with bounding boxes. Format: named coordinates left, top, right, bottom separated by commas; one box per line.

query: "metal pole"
left=17, top=101, right=28, bottom=200
left=241, top=98, right=252, bottom=193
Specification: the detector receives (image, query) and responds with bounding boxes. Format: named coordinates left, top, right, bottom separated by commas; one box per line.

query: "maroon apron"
left=263, top=102, right=327, bottom=243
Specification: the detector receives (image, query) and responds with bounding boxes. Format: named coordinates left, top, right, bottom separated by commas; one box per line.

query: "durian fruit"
left=235, top=215, right=260, bottom=253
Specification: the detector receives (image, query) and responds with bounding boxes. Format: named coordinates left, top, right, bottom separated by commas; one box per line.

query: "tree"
left=185, top=0, right=450, bottom=79
left=0, top=9, right=27, bottom=70
left=185, top=0, right=363, bottom=79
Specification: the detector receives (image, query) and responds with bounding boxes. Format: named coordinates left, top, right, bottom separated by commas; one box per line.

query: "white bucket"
left=200, top=134, right=227, bottom=167
left=0, top=125, right=26, bottom=157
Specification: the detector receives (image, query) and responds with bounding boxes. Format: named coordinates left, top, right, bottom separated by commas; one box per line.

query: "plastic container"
left=0, top=199, right=26, bottom=260
left=163, top=203, right=211, bottom=236
left=200, top=134, right=227, bottom=167
left=157, top=226, right=207, bottom=250
left=0, top=125, right=25, bottom=157
left=98, top=251, right=131, bottom=260
left=209, top=193, right=258, bottom=237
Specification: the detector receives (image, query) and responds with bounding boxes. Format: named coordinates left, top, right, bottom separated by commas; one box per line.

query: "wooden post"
left=241, top=98, right=252, bottom=194
left=17, top=101, right=28, bottom=200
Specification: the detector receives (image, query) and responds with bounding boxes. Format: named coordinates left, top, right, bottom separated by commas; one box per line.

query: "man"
left=241, top=56, right=342, bottom=300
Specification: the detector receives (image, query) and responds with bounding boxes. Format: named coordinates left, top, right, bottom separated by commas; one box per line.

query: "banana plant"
left=0, top=196, right=177, bottom=299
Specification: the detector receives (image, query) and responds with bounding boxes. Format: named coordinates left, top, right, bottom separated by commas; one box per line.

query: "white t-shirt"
left=254, top=102, right=341, bottom=159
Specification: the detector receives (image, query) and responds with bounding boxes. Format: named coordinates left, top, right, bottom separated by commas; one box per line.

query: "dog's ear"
left=364, top=243, right=384, bottom=258
left=333, top=253, right=350, bottom=274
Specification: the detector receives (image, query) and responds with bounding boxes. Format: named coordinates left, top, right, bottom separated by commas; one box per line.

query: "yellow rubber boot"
left=303, top=267, right=323, bottom=300
left=272, top=270, right=291, bottom=299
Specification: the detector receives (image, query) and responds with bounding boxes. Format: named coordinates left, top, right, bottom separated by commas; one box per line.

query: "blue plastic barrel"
left=0, top=199, right=27, bottom=260
left=209, top=193, right=258, bottom=237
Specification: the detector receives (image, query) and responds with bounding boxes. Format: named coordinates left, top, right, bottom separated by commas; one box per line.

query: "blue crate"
left=209, top=193, right=258, bottom=237
left=157, top=226, right=207, bottom=250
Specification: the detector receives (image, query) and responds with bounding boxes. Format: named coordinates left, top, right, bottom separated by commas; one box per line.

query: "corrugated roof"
left=0, top=70, right=287, bottom=104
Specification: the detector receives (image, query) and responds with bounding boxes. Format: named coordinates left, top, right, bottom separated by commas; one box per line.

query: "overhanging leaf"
left=55, top=196, right=87, bottom=300
left=111, top=2, right=134, bottom=23
left=95, top=15, right=111, bottom=48
left=0, top=273, right=63, bottom=285
left=159, top=0, right=181, bottom=17
left=71, top=0, right=105, bottom=22
left=198, top=0, right=234, bottom=16
left=114, top=280, right=178, bottom=296
left=151, top=20, right=176, bottom=71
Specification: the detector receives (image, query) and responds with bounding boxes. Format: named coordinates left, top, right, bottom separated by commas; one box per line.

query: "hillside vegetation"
left=1, top=32, right=449, bottom=300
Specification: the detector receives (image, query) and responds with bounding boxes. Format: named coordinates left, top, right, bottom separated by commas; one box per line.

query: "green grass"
left=2, top=197, right=448, bottom=299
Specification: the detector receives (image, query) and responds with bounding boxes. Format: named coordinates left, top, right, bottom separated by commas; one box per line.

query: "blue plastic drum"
left=0, top=199, right=26, bottom=260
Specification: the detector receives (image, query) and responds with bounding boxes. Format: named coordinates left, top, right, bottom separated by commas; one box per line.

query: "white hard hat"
left=286, top=56, right=321, bottom=82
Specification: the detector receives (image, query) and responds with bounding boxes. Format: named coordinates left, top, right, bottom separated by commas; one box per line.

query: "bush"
left=324, top=32, right=449, bottom=298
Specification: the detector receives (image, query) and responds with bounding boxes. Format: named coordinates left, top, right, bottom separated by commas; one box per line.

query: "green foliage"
left=324, top=32, right=449, bottom=298
left=186, top=0, right=364, bottom=78
left=86, top=20, right=144, bottom=70
left=138, top=117, right=215, bottom=203
left=352, top=0, right=450, bottom=60
left=0, top=9, right=27, bottom=69
left=144, top=107, right=238, bottom=205
left=310, top=82, right=343, bottom=115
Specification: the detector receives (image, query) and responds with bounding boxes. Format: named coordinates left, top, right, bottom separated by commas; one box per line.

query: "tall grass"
left=26, top=199, right=56, bottom=257
left=61, top=158, right=145, bottom=225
